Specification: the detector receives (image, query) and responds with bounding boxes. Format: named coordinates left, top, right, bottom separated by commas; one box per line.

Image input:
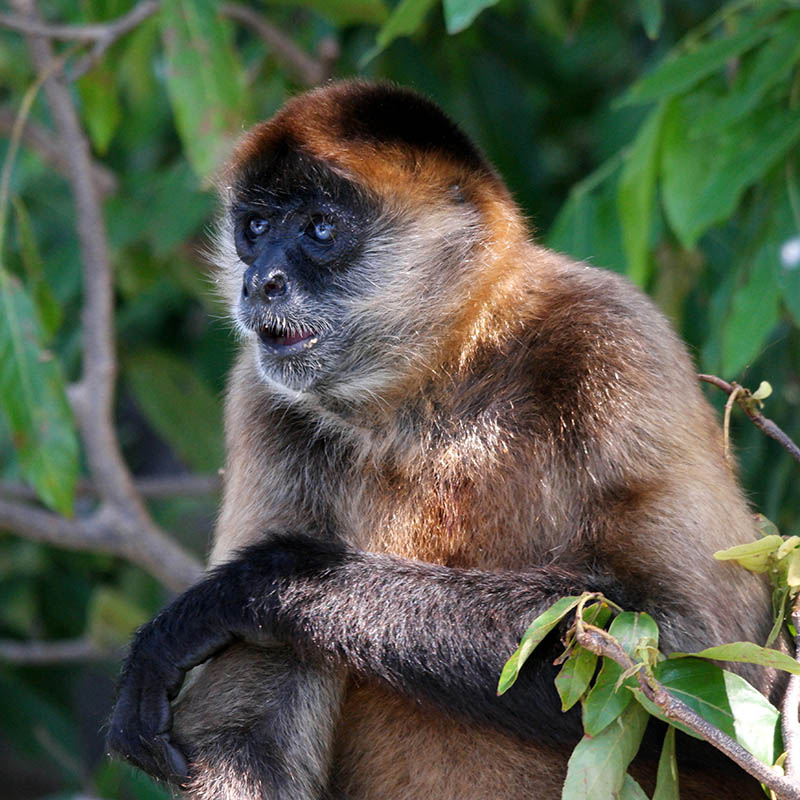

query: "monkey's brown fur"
left=170, top=81, right=775, bottom=799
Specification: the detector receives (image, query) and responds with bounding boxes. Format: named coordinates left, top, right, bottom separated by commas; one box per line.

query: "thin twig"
left=0, top=637, right=111, bottom=663
left=221, top=3, right=338, bottom=87
left=0, top=1, right=158, bottom=42
left=576, top=623, right=800, bottom=800
left=699, top=374, right=800, bottom=466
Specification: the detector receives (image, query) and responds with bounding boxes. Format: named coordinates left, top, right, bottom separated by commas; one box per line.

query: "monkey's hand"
left=105, top=534, right=332, bottom=784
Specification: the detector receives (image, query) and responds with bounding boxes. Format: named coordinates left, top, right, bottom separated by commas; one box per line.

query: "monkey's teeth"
left=258, top=325, right=318, bottom=350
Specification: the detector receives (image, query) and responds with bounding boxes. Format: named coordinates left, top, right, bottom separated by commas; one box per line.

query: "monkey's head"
left=216, top=81, right=528, bottom=408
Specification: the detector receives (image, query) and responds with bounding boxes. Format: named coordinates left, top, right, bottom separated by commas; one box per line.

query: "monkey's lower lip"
left=258, top=325, right=320, bottom=354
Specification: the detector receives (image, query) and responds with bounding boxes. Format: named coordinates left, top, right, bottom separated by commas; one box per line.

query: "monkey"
left=106, top=80, right=780, bottom=799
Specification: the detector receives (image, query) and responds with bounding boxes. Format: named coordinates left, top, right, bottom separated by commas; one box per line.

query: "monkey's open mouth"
left=258, top=323, right=319, bottom=354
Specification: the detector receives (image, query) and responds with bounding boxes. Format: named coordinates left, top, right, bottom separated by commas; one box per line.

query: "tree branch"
left=698, top=374, right=800, bottom=466
left=0, top=473, right=221, bottom=502
left=783, top=595, right=800, bottom=782
left=7, top=0, right=202, bottom=594
left=0, top=498, right=200, bottom=591
left=0, top=1, right=158, bottom=42
left=575, top=623, right=800, bottom=800
left=221, top=3, right=338, bottom=87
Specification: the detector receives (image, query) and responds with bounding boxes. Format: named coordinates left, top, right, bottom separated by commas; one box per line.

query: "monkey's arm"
left=107, top=532, right=616, bottom=781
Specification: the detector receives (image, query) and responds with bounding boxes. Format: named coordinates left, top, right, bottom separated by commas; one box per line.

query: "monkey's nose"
left=242, top=267, right=288, bottom=303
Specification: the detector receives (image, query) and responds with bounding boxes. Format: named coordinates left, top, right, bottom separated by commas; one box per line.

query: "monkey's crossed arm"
left=107, top=532, right=605, bottom=784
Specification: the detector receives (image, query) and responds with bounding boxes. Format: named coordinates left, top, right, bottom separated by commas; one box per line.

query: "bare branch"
left=221, top=3, right=338, bottom=87
left=0, top=636, right=111, bottom=663
left=0, top=1, right=158, bottom=42
left=576, top=623, right=800, bottom=800
left=0, top=498, right=201, bottom=591
left=0, top=473, right=221, bottom=502
left=0, top=107, right=116, bottom=197
left=699, top=374, right=800, bottom=466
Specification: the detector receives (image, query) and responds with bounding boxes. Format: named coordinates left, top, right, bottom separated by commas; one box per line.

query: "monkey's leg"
left=172, top=643, right=345, bottom=800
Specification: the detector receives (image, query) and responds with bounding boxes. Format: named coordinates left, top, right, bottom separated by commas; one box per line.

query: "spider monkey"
left=107, top=81, right=778, bottom=799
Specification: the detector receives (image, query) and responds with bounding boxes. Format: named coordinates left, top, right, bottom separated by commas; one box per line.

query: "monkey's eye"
left=305, top=216, right=336, bottom=244
left=247, top=216, right=269, bottom=239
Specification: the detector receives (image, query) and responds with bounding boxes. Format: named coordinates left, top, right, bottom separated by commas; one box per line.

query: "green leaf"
left=721, top=247, right=780, bottom=376
left=497, top=595, right=582, bottom=694
left=620, top=24, right=772, bottom=106
left=0, top=270, right=78, bottom=515
left=670, top=641, right=800, bottom=676
left=767, top=587, right=789, bottom=646
left=754, top=514, right=781, bottom=538
left=562, top=702, right=649, bottom=800
left=442, top=0, right=499, bottom=34
left=655, top=658, right=781, bottom=765
left=78, top=66, right=122, bottom=156
left=125, top=350, right=223, bottom=472
left=617, top=101, right=667, bottom=286
left=713, top=535, right=782, bottom=572
left=11, top=198, right=62, bottom=341
left=160, top=0, right=247, bottom=178
left=787, top=550, right=800, bottom=589
left=636, top=0, right=662, bottom=39
left=582, top=612, right=658, bottom=736
left=87, top=587, right=149, bottom=650
left=652, top=726, right=679, bottom=800
left=548, top=155, right=626, bottom=274
left=556, top=646, right=598, bottom=711
left=620, top=773, right=650, bottom=800
left=661, top=99, right=800, bottom=248
left=361, top=0, right=437, bottom=64
left=690, top=13, right=800, bottom=138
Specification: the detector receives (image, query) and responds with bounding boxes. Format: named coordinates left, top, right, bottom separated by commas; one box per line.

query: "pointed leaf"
left=669, top=641, right=800, bottom=675
left=621, top=773, right=650, bottom=800
left=556, top=646, right=598, bottom=711
left=652, top=726, right=679, bottom=800
left=637, top=0, right=663, bottom=39
left=620, top=25, right=771, bottom=106
left=360, top=0, right=437, bottom=64
left=442, top=0, right=499, bottom=34
left=160, top=0, right=247, bottom=178
left=654, top=658, right=780, bottom=765
left=713, top=535, right=782, bottom=573
left=0, top=270, right=78, bottom=515
left=562, top=702, right=649, bottom=800
left=618, top=101, right=667, bottom=285
left=498, top=595, right=582, bottom=694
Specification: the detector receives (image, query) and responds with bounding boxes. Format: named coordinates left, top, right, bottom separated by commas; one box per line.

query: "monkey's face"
left=219, top=149, right=485, bottom=403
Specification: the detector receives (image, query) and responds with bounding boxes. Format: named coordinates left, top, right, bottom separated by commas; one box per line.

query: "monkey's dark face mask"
left=229, top=161, right=376, bottom=393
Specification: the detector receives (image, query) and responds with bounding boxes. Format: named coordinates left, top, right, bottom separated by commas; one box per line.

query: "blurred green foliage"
left=0, top=0, right=799, bottom=797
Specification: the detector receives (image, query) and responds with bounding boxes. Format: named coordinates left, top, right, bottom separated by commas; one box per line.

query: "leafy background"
left=0, top=0, right=799, bottom=797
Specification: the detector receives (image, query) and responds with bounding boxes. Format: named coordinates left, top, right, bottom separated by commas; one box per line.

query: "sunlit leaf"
left=562, top=702, right=649, bottom=800
left=497, top=595, right=582, bottom=694
left=713, top=535, right=782, bottom=573
left=669, top=641, right=800, bottom=675
left=442, top=0, right=499, bottom=34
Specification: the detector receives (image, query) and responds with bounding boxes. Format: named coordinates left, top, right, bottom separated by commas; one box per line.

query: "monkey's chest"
left=331, top=683, right=566, bottom=799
